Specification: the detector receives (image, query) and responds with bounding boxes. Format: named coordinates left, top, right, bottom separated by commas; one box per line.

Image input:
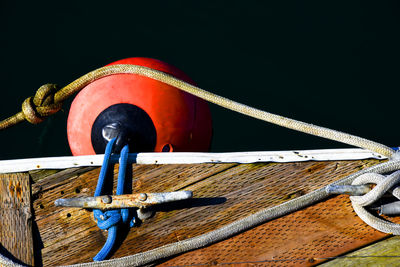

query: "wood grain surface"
left=0, top=172, right=34, bottom=266
left=321, top=236, right=400, bottom=266
left=27, top=159, right=395, bottom=266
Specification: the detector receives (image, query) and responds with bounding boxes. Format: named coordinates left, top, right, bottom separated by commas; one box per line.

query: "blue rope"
left=93, top=140, right=135, bottom=261
left=117, top=145, right=130, bottom=224
left=94, top=138, right=116, bottom=197
left=94, top=226, right=118, bottom=260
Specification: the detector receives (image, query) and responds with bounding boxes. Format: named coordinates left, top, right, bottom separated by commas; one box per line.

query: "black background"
left=0, top=1, right=399, bottom=159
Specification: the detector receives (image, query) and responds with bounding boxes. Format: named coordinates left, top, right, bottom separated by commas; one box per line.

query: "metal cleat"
left=376, top=201, right=400, bottom=215
left=325, top=184, right=373, bottom=196
left=55, top=191, right=193, bottom=210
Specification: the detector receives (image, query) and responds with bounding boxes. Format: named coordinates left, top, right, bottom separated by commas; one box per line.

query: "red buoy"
left=67, top=57, right=212, bottom=155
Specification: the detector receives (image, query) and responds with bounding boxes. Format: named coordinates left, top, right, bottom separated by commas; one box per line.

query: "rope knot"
left=21, top=84, right=63, bottom=124
left=350, top=170, right=400, bottom=206
left=94, top=210, right=122, bottom=230
left=349, top=170, right=400, bottom=235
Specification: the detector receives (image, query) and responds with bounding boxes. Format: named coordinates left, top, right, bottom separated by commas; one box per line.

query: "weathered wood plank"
left=33, top=163, right=237, bottom=265
left=30, top=159, right=384, bottom=266
left=159, top=194, right=400, bottom=266
left=0, top=173, right=34, bottom=266
left=28, top=169, right=60, bottom=183
left=321, top=236, right=400, bottom=266
left=117, top=160, right=383, bottom=262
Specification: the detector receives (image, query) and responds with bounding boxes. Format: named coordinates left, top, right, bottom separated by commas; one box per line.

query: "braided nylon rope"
left=0, top=64, right=395, bottom=158
left=0, top=83, right=62, bottom=128
left=350, top=171, right=400, bottom=235
left=0, top=64, right=399, bottom=266
left=65, top=159, right=400, bottom=267
left=92, top=143, right=135, bottom=261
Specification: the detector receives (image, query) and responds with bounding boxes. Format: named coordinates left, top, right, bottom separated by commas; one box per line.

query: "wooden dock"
left=0, top=154, right=399, bottom=266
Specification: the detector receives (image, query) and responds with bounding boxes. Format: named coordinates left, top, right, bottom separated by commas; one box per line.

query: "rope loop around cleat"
left=92, top=138, right=136, bottom=261
left=0, top=64, right=399, bottom=266
left=350, top=170, right=400, bottom=235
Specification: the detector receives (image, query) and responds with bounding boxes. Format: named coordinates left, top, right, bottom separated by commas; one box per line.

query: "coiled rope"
left=2, top=160, right=399, bottom=267
left=0, top=64, right=399, bottom=266
left=349, top=170, right=400, bottom=235
left=61, top=160, right=400, bottom=267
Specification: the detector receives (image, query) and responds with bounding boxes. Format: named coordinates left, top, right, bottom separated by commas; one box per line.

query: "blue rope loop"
left=93, top=139, right=136, bottom=261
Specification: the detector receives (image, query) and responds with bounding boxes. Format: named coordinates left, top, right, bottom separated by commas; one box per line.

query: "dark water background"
left=0, top=1, right=399, bottom=160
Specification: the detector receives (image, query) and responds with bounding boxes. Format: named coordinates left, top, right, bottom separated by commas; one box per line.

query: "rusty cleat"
left=54, top=191, right=193, bottom=210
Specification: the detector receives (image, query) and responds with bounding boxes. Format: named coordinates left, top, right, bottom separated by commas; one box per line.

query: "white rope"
left=0, top=255, right=25, bottom=267
left=350, top=170, right=400, bottom=234
left=1, top=65, right=398, bottom=266
left=66, top=160, right=400, bottom=267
